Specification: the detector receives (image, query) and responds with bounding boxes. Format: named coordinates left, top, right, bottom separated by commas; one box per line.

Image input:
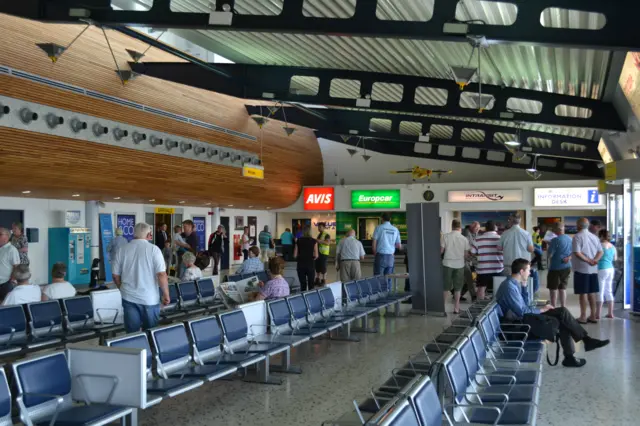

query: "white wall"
left=276, top=212, right=337, bottom=240
left=1, top=196, right=274, bottom=283
left=276, top=179, right=603, bottom=233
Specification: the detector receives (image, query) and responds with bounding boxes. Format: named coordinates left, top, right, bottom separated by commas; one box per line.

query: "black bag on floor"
left=523, top=313, right=561, bottom=366
left=195, top=251, right=211, bottom=270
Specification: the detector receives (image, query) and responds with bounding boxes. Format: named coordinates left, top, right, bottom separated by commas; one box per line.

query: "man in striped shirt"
left=471, top=220, right=504, bottom=300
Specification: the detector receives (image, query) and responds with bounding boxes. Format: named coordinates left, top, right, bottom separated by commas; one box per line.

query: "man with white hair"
left=112, top=222, right=170, bottom=333
left=498, top=214, right=534, bottom=276
left=335, top=229, right=366, bottom=282
left=0, top=227, right=20, bottom=301
left=572, top=217, right=603, bottom=323
left=107, top=227, right=129, bottom=263
left=2, top=264, right=41, bottom=305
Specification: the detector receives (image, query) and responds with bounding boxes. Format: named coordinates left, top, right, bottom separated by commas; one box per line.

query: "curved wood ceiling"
left=0, top=13, right=323, bottom=208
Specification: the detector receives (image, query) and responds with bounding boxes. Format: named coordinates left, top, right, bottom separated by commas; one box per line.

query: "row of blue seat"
left=161, top=277, right=225, bottom=316
left=226, top=271, right=270, bottom=284
left=327, top=301, right=546, bottom=425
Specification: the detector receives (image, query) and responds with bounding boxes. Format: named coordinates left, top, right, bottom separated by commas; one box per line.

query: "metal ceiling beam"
left=4, top=0, right=639, bottom=51
left=129, top=62, right=625, bottom=132
left=246, top=105, right=601, bottom=161
left=320, top=133, right=602, bottom=179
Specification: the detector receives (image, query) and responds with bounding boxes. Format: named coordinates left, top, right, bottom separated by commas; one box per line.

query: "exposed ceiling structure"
left=4, top=0, right=638, bottom=180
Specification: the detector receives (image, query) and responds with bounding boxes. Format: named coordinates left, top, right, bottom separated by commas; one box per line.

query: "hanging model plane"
left=389, top=166, right=453, bottom=181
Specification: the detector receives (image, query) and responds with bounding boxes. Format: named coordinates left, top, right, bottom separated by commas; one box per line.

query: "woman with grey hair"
left=2, top=264, right=42, bottom=305
left=181, top=251, right=203, bottom=282
left=10, top=222, right=29, bottom=265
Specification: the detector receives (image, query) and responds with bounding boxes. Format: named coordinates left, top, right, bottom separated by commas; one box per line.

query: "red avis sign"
left=303, top=187, right=335, bottom=211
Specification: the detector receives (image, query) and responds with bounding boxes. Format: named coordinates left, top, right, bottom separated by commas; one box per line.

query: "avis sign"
left=303, top=187, right=335, bottom=211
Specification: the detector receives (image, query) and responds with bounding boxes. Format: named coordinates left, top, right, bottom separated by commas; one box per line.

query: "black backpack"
left=523, top=314, right=561, bottom=366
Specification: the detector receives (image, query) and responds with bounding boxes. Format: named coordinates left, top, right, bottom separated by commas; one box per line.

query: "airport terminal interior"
left=1, top=1, right=640, bottom=425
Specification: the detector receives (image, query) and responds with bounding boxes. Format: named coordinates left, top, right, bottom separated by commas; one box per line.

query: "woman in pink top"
left=251, top=257, right=290, bottom=301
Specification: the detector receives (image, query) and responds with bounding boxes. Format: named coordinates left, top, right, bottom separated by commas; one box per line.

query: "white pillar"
left=85, top=201, right=100, bottom=261
left=212, top=207, right=221, bottom=229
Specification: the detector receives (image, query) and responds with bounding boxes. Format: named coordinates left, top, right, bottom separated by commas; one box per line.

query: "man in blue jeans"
left=112, top=222, right=170, bottom=333
left=372, top=213, right=401, bottom=288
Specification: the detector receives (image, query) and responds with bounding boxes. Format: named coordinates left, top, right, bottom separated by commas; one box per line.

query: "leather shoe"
left=562, top=356, right=586, bottom=367
left=583, top=336, right=610, bottom=352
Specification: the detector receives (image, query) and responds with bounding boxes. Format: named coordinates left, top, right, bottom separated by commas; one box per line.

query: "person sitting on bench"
left=495, top=258, right=610, bottom=368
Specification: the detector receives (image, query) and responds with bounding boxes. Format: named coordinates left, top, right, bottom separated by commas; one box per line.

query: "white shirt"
left=499, top=225, right=533, bottom=267
left=337, top=236, right=366, bottom=261
left=182, top=266, right=203, bottom=282
left=2, top=284, right=41, bottom=306
left=0, top=243, right=20, bottom=283
left=173, top=233, right=185, bottom=251
left=441, top=230, right=470, bottom=269
left=241, top=234, right=251, bottom=251
left=113, top=239, right=166, bottom=306
left=42, top=281, right=77, bottom=300
left=543, top=230, right=557, bottom=243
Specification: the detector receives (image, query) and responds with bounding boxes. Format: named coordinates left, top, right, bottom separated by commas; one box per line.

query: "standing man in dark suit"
left=155, top=223, right=168, bottom=250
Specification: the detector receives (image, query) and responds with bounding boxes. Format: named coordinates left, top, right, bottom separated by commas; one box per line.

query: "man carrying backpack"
left=495, top=258, right=609, bottom=368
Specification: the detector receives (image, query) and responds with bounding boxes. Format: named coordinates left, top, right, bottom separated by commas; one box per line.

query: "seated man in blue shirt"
left=496, top=258, right=609, bottom=368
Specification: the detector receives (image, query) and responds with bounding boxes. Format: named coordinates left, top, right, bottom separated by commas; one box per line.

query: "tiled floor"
left=138, top=266, right=640, bottom=426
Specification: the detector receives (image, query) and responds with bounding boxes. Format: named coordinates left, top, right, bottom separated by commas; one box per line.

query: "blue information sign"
left=192, top=216, right=206, bottom=252
left=99, top=213, right=113, bottom=282
left=116, top=214, right=136, bottom=242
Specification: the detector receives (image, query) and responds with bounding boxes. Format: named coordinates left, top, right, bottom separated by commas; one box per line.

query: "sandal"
left=587, top=318, right=598, bottom=324
left=577, top=319, right=588, bottom=324
left=605, top=314, right=615, bottom=319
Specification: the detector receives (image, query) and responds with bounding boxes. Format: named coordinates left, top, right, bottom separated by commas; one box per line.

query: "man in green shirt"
left=314, top=222, right=331, bottom=286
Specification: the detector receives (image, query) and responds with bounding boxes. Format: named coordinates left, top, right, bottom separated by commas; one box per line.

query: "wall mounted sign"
left=534, top=187, right=603, bottom=207
left=115, top=213, right=136, bottom=242
left=242, top=164, right=264, bottom=179
left=303, top=187, right=335, bottom=211
left=65, top=210, right=82, bottom=227
left=447, top=190, right=523, bottom=203
left=192, top=216, right=206, bottom=252
left=154, top=207, right=175, bottom=214
left=351, top=190, right=401, bottom=209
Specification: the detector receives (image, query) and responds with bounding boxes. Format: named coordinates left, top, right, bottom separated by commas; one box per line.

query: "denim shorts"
left=122, top=299, right=160, bottom=333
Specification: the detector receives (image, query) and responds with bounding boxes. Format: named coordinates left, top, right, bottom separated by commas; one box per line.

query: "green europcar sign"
left=351, top=190, right=401, bottom=209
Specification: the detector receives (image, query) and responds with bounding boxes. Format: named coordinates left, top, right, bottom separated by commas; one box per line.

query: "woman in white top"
left=181, top=252, right=203, bottom=282
left=42, top=262, right=77, bottom=300
left=241, top=226, right=251, bottom=260
left=2, top=264, right=42, bottom=306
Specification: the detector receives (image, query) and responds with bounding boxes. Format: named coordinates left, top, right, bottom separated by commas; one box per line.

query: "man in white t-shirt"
left=2, top=264, right=41, bottom=306
left=441, top=219, right=471, bottom=314
left=0, top=227, right=20, bottom=301
left=42, top=262, right=77, bottom=300
left=112, top=222, right=170, bottom=333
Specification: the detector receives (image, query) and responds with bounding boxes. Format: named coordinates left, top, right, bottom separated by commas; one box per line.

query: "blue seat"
left=149, top=323, right=237, bottom=382
left=302, top=291, right=343, bottom=331
left=488, top=309, right=545, bottom=351
left=477, top=313, right=543, bottom=364
left=0, top=369, right=11, bottom=426
left=61, top=296, right=121, bottom=335
left=285, top=295, right=330, bottom=338
left=0, top=305, right=30, bottom=356
left=257, top=300, right=310, bottom=347
left=439, top=346, right=537, bottom=425
left=226, top=274, right=243, bottom=283
left=12, top=351, right=133, bottom=426
left=177, top=281, right=201, bottom=311
left=219, top=310, right=290, bottom=357
left=186, top=315, right=265, bottom=368
left=367, top=398, right=420, bottom=426
left=405, top=376, right=444, bottom=426
left=343, top=282, right=378, bottom=315
left=377, top=275, right=409, bottom=300
left=196, top=278, right=218, bottom=305
left=256, top=271, right=269, bottom=283
left=318, top=287, right=365, bottom=321
left=105, top=333, right=203, bottom=398
left=27, top=301, right=67, bottom=343
left=356, top=279, right=390, bottom=308
left=160, top=284, right=180, bottom=315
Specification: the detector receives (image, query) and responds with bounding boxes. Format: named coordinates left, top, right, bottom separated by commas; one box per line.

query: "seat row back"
left=161, top=278, right=223, bottom=316
left=226, top=271, right=269, bottom=284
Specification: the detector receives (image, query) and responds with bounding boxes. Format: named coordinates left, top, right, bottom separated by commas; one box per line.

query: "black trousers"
left=210, top=252, right=222, bottom=275
left=297, top=264, right=315, bottom=292
left=542, top=307, right=588, bottom=357
left=282, top=245, right=293, bottom=261
left=242, top=249, right=249, bottom=261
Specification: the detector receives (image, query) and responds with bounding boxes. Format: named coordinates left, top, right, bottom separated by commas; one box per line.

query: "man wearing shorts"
left=547, top=222, right=572, bottom=308
left=441, top=220, right=470, bottom=314
left=471, top=220, right=503, bottom=301
left=572, top=218, right=603, bottom=323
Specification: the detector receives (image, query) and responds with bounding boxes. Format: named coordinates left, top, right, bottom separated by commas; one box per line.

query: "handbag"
left=522, top=313, right=561, bottom=366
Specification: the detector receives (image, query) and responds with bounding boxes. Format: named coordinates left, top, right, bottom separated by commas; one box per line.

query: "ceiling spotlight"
left=283, top=126, right=295, bottom=136
left=150, top=135, right=163, bottom=147
left=526, top=169, right=543, bottom=180
left=45, top=113, right=64, bottom=129
left=70, top=118, right=87, bottom=133
left=194, top=146, right=206, bottom=156
left=165, top=139, right=179, bottom=150
left=346, top=148, right=358, bottom=157
left=149, top=199, right=155, bottom=202
left=36, top=42, right=66, bottom=62
left=205, top=202, right=212, bottom=206
left=92, top=122, right=109, bottom=137
left=266, top=207, right=271, bottom=209
left=250, top=115, right=269, bottom=128
left=504, top=140, right=521, bottom=148
left=450, top=65, right=477, bottom=90
left=132, top=131, right=146, bottom=144
left=207, top=147, right=219, bottom=158
left=113, top=128, right=128, bottom=141
left=115, top=70, right=138, bottom=84
left=72, top=194, right=80, bottom=197
left=248, top=205, right=253, bottom=208
left=19, top=108, right=38, bottom=124
left=21, top=190, right=31, bottom=194
left=469, top=93, right=495, bottom=113
left=179, top=201, right=185, bottom=204
left=113, top=197, right=121, bottom=200
left=228, top=204, right=234, bottom=207
left=0, top=104, right=9, bottom=118
left=230, top=154, right=241, bottom=163
left=180, top=142, right=192, bottom=153
left=219, top=151, right=230, bottom=161
left=126, top=49, right=145, bottom=63
left=252, top=158, right=261, bottom=165
left=362, top=154, right=372, bottom=162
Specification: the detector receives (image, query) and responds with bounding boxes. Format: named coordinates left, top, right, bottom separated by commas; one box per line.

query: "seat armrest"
left=443, top=403, right=501, bottom=426
left=74, top=373, right=119, bottom=404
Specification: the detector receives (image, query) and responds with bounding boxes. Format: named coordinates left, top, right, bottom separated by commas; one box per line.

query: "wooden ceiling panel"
left=0, top=14, right=322, bottom=207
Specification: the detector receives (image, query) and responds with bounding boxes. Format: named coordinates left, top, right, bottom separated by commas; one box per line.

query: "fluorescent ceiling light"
left=149, top=199, right=155, bottom=202
left=113, top=197, right=121, bottom=200
left=72, top=194, right=80, bottom=197
left=179, top=201, right=185, bottom=204
left=228, top=204, right=233, bottom=207
left=504, top=140, right=521, bottom=148
left=21, top=190, right=31, bottom=194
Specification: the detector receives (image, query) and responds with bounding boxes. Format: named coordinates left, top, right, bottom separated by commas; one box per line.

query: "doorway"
left=358, top=217, right=380, bottom=240
left=220, top=216, right=230, bottom=272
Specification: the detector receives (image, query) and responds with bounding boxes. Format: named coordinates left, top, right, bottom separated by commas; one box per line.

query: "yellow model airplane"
left=389, top=166, right=452, bottom=181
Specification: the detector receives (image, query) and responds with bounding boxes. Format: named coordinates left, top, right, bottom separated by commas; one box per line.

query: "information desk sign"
left=351, top=190, right=401, bottom=209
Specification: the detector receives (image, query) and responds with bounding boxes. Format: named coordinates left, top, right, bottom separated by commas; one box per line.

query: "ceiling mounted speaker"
left=194, top=146, right=206, bottom=156
left=283, top=127, right=295, bottom=136
left=252, top=158, right=261, bottom=165
left=346, top=148, right=358, bottom=157
left=150, top=135, right=163, bottom=147
left=70, top=118, right=87, bottom=133
left=92, top=122, right=108, bottom=137
left=132, top=131, right=146, bottom=144
left=362, top=154, right=372, bottom=162
left=36, top=42, right=66, bottom=62
left=19, top=108, right=38, bottom=124
left=230, top=154, right=242, bottom=163
left=116, top=70, right=138, bottom=84
left=0, top=104, right=9, bottom=118
left=450, top=65, right=477, bottom=89
left=207, top=147, right=219, bottom=158
left=126, top=49, right=145, bottom=63
left=180, top=142, right=192, bottom=153
left=45, top=113, right=64, bottom=129
left=165, top=139, right=179, bottom=150
left=113, top=128, right=128, bottom=141
left=250, top=115, right=268, bottom=128
left=219, top=151, right=230, bottom=160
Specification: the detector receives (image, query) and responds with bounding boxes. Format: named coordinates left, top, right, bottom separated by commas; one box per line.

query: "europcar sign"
left=351, top=190, right=401, bottom=209
left=303, top=187, right=334, bottom=210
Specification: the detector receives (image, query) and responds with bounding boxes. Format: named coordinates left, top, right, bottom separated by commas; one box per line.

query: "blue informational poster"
left=193, top=216, right=206, bottom=253
left=99, top=213, right=114, bottom=283
left=116, top=214, right=136, bottom=242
